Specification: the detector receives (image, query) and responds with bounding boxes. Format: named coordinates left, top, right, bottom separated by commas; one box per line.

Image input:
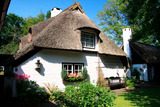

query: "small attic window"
left=81, top=32, right=95, bottom=49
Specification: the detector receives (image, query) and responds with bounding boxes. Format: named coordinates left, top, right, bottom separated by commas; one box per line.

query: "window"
left=81, top=32, right=95, bottom=48
left=62, top=63, right=83, bottom=74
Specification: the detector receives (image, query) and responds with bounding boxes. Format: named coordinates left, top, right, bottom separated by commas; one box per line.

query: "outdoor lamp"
left=35, top=60, right=41, bottom=70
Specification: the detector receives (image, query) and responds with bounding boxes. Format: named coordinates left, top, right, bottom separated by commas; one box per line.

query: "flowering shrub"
left=52, top=82, right=116, bottom=107
left=15, top=74, right=48, bottom=103
left=61, top=67, right=88, bottom=82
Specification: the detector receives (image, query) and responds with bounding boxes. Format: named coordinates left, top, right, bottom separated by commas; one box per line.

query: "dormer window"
left=81, top=32, right=95, bottom=49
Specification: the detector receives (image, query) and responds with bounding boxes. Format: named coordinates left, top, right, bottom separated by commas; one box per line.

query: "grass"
left=114, top=87, right=160, bottom=107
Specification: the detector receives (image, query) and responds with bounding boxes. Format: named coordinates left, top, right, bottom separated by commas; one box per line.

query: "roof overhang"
left=76, top=26, right=101, bottom=35
left=0, top=0, right=11, bottom=32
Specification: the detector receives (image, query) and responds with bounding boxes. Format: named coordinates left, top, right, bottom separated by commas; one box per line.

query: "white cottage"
left=122, top=28, right=160, bottom=82
left=11, top=3, right=127, bottom=90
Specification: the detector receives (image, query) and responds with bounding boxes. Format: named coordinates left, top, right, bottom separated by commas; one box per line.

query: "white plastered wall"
left=14, top=49, right=125, bottom=90
left=132, top=64, right=148, bottom=81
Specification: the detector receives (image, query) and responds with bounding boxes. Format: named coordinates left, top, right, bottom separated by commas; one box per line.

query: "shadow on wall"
left=100, top=56, right=124, bottom=69
left=35, top=63, right=45, bottom=76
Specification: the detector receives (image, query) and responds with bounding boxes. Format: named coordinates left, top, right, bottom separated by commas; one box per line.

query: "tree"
left=0, top=10, right=51, bottom=54
left=97, top=0, right=129, bottom=45
left=21, top=11, right=45, bottom=35
left=122, top=0, right=160, bottom=46
left=0, top=13, right=25, bottom=47
left=0, top=13, right=25, bottom=54
left=46, top=10, right=51, bottom=19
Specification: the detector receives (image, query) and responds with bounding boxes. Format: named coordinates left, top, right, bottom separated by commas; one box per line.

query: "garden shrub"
left=52, top=82, right=116, bottom=107
left=61, top=68, right=68, bottom=80
left=61, top=67, right=88, bottom=82
left=132, top=68, right=141, bottom=81
left=126, top=79, right=136, bottom=88
left=82, top=67, right=88, bottom=79
left=15, top=74, right=48, bottom=103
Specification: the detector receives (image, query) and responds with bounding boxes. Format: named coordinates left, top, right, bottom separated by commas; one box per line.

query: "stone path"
left=112, top=88, right=134, bottom=95
left=112, top=82, right=160, bottom=95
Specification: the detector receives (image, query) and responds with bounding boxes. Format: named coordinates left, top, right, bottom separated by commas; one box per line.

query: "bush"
left=52, top=82, right=116, bottom=107
left=61, top=67, right=88, bottom=82
left=132, top=68, right=141, bottom=80
left=126, top=79, right=136, bottom=88
left=61, top=68, right=68, bottom=80
left=82, top=67, right=88, bottom=79
left=15, top=74, right=48, bottom=103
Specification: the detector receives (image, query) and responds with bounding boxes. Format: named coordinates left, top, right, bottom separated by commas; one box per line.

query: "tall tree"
left=123, top=0, right=160, bottom=46
left=21, top=11, right=45, bottom=36
left=97, top=0, right=129, bottom=45
left=0, top=13, right=25, bottom=54
left=46, top=10, right=51, bottom=19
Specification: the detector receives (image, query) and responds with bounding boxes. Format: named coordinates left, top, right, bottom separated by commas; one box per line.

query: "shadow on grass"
left=119, top=87, right=160, bottom=107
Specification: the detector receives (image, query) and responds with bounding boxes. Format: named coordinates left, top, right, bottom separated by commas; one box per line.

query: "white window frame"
left=74, top=64, right=83, bottom=73
left=62, top=63, right=83, bottom=74
left=81, top=32, right=95, bottom=49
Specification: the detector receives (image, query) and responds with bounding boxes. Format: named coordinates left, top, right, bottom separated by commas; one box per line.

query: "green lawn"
left=114, top=87, right=160, bottom=107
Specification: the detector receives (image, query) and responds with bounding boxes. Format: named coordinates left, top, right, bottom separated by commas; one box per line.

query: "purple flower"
left=26, top=87, right=31, bottom=91
left=36, top=90, right=40, bottom=93
left=41, top=90, right=45, bottom=92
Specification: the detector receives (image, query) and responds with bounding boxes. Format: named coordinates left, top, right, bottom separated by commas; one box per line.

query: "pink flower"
left=15, top=74, right=18, bottom=77
left=25, top=74, right=30, bottom=79
left=14, top=77, right=19, bottom=81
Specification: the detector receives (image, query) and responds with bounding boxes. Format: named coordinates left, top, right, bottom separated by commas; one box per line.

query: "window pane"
left=75, top=65, right=78, bottom=70
left=86, top=43, right=90, bottom=47
left=79, top=65, right=82, bottom=70
left=90, top=43, right=93, bottom=47
left=81, top=32, right=95, bottom=48
left=86, top=39, right=90, bottom=43
left=68, top=65, right=72, bottom=70
left=90, top=39, right=93, bottom=43
left=64, top=65, right=67, bottom=69
left=81, top=38, right=85, bottom=42
left=68, top=71, right=72, bottom=73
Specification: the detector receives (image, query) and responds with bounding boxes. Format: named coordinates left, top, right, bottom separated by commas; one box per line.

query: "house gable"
left=15, top=3, right=126, bottom=62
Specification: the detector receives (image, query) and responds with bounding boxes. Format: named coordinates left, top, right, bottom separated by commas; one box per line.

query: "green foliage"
left=61, top=68, right=68, bottom=80
left=66, top=77, right=76, bottom=82
left=16, top=80, right=48, bottom=103
left=46, top=10, right=51, bottom=19
left=0, top=10, right=51, bottom=54
left=116, top=87, right=160, bottom=106
left=126, top=79, right=136, bottom=88
left=0, top=41, right=19, bottom=54
left=52, top=82, right=116, bottom=107
left=132, top=68, right=141, bottom=81
left=21, top=11, right=45, bottom=35
left=82, top=67, right=88, bottom=79
left=121, top=0, right=160, bottom=46
left=0, top=13, right=25, bottom=54
left=97, top=0, right=129, bottom=45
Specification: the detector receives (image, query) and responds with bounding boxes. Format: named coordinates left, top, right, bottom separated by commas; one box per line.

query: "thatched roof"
left=0, top=0, right=11, bottom=32
left=130, top=42, right=160, bottom=64
left=15, top=3, right=126, bottom=61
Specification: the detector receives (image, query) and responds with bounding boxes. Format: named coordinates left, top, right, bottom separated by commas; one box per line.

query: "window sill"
left=82, top=48, right=98, bottom=52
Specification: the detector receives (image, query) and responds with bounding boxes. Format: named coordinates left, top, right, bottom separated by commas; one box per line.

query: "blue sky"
left=8, top=0, right=107, bottom=23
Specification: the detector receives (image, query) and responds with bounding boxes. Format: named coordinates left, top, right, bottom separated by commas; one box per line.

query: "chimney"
left=51, top=7, right=62, bottom=17
left=123, top=28, right=132, bottom=58
left=123, top=28, right=132, bottom=78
